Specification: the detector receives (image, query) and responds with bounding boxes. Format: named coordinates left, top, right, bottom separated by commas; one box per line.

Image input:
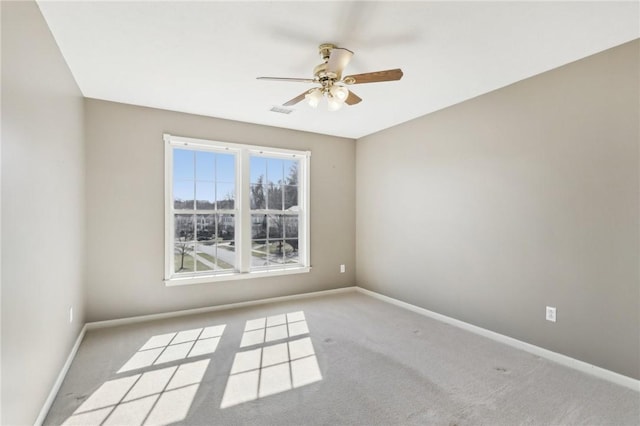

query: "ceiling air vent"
left=270, top=106, right=294, bottom=115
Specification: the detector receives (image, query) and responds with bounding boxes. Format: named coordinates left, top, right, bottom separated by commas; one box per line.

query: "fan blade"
left=326, top=48, right=353, bottom=77
left=257, top=77, right=315, bottom=83
left=283, top=91, right=309, bottom=106
left=345, top=90, right=362, bottom=105
left=343, top=68, right=403, bottom=84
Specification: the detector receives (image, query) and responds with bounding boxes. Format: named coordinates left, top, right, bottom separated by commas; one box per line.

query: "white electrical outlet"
left=69, top=307, right=73, bottom=323
left=546, top=306, right=556, bottom=322
left=340, top=264, right=345, bottom=273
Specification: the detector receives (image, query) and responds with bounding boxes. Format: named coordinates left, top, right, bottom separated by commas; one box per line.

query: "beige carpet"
left=44, top=291, right=639, bottom=425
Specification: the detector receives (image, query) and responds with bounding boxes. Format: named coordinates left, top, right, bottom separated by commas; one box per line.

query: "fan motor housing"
left=313, top=63, right=338, bottom=82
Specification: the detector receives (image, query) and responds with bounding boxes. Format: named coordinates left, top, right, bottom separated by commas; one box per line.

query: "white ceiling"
left=37, top=1, right=638, bottom=139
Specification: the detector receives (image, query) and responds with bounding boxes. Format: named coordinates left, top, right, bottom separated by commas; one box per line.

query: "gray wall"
left=356, top=40, right=639, bottom=379
left=84, top=99, right=355, bottom=322
left=1, top=2, right=86, bottom=424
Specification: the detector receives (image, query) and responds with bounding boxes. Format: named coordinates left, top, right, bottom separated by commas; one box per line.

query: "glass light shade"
left=327, top=97, right=343, bottom=111
left=330, top=85, right=349, bottom=102
left=305, top=88, right=322, bottom=108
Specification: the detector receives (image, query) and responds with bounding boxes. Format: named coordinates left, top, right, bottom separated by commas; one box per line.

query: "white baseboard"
left=86, top=286, right=357, bottom=330
left=355, top=286, right=639, bottom=392
left=40, top=283, right=636, bottom=426
left=35, top=324, right=87, bottom=426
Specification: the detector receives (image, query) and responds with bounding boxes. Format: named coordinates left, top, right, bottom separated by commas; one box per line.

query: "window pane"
left=195, top=151, right=215, bottom=181
left=196, top=214, right=215, bottom=241
left=217, top=154, right=235, bottom=183
left=250, top=184, right=266, bottom=210
left=218, top=214, right=235, bottom=268
left=174, top=181, right=194, bottom=209
left=196, top=182, right=215, bottom=210
left=216, top=214, right=236, bottom=269
left=192, top=215, right=236, bottom=270
left=175, top=214, right=194, bottom=240
left=173, top=149, right=194, bottom=180
left=217, top=214, right=235, bottom=242
left=284, top=160, right=298, bottom=185
left=251, top=240, right=268, bottom=267
left=270, top=240, right=285, bottom=259
left=213, top=245, right=235, bottom=270
left=194, top=244, right=214, bottom=272
left=196, top=243, right=234, bottom=272
left=267, top=183, right=283, bottom=210
left=284, top=216, right=298, bottom=238
left=284, top=185, right=298, bottom=210
left=268, top=241, right=285, bottom=264
left=253, top=240, right=284, bottom=265
left=250, top=156, right=266, bottom=184
left=285, top=239, right=299, bottom=264
left=217, top=182, right=235, bottom=209
left=267, top=158, right=284, bottom=185
left=174, top=243, right=194, bottom=273
left=268, top=215, right=283, bottom=239
left=252, top=214, right=267, bottom=239
left=214, top=239, right=235, bottom=270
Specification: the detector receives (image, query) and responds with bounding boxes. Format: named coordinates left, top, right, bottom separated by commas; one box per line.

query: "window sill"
left=164, top=266, right=311, bottom=287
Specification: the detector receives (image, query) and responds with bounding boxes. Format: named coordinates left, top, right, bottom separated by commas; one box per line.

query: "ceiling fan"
left=257, top=43, right=403, bottom=111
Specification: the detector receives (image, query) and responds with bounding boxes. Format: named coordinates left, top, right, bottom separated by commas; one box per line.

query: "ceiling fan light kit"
left=304, top=88, right=323, bottom=108
left=304, top=83, right=350, bottom=110
left=257, top=43, right=403, bottom=111
left=326, top=94, right=344, bottom=111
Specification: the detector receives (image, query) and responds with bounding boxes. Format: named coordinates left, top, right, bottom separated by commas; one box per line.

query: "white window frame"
left=164, top=134, right=311, bottom=286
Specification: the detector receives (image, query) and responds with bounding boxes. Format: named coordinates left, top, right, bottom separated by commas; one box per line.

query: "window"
left=249, top=156, right=301, bottom=269
left=164, top=134, right=310, bottom=285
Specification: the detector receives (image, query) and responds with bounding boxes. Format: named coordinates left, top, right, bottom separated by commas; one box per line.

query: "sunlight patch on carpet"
left=62, top=359, right=209, bottom=425
left=221, top=311, right=322, bottom=409
left=118, top=324, right=226, bottom=373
